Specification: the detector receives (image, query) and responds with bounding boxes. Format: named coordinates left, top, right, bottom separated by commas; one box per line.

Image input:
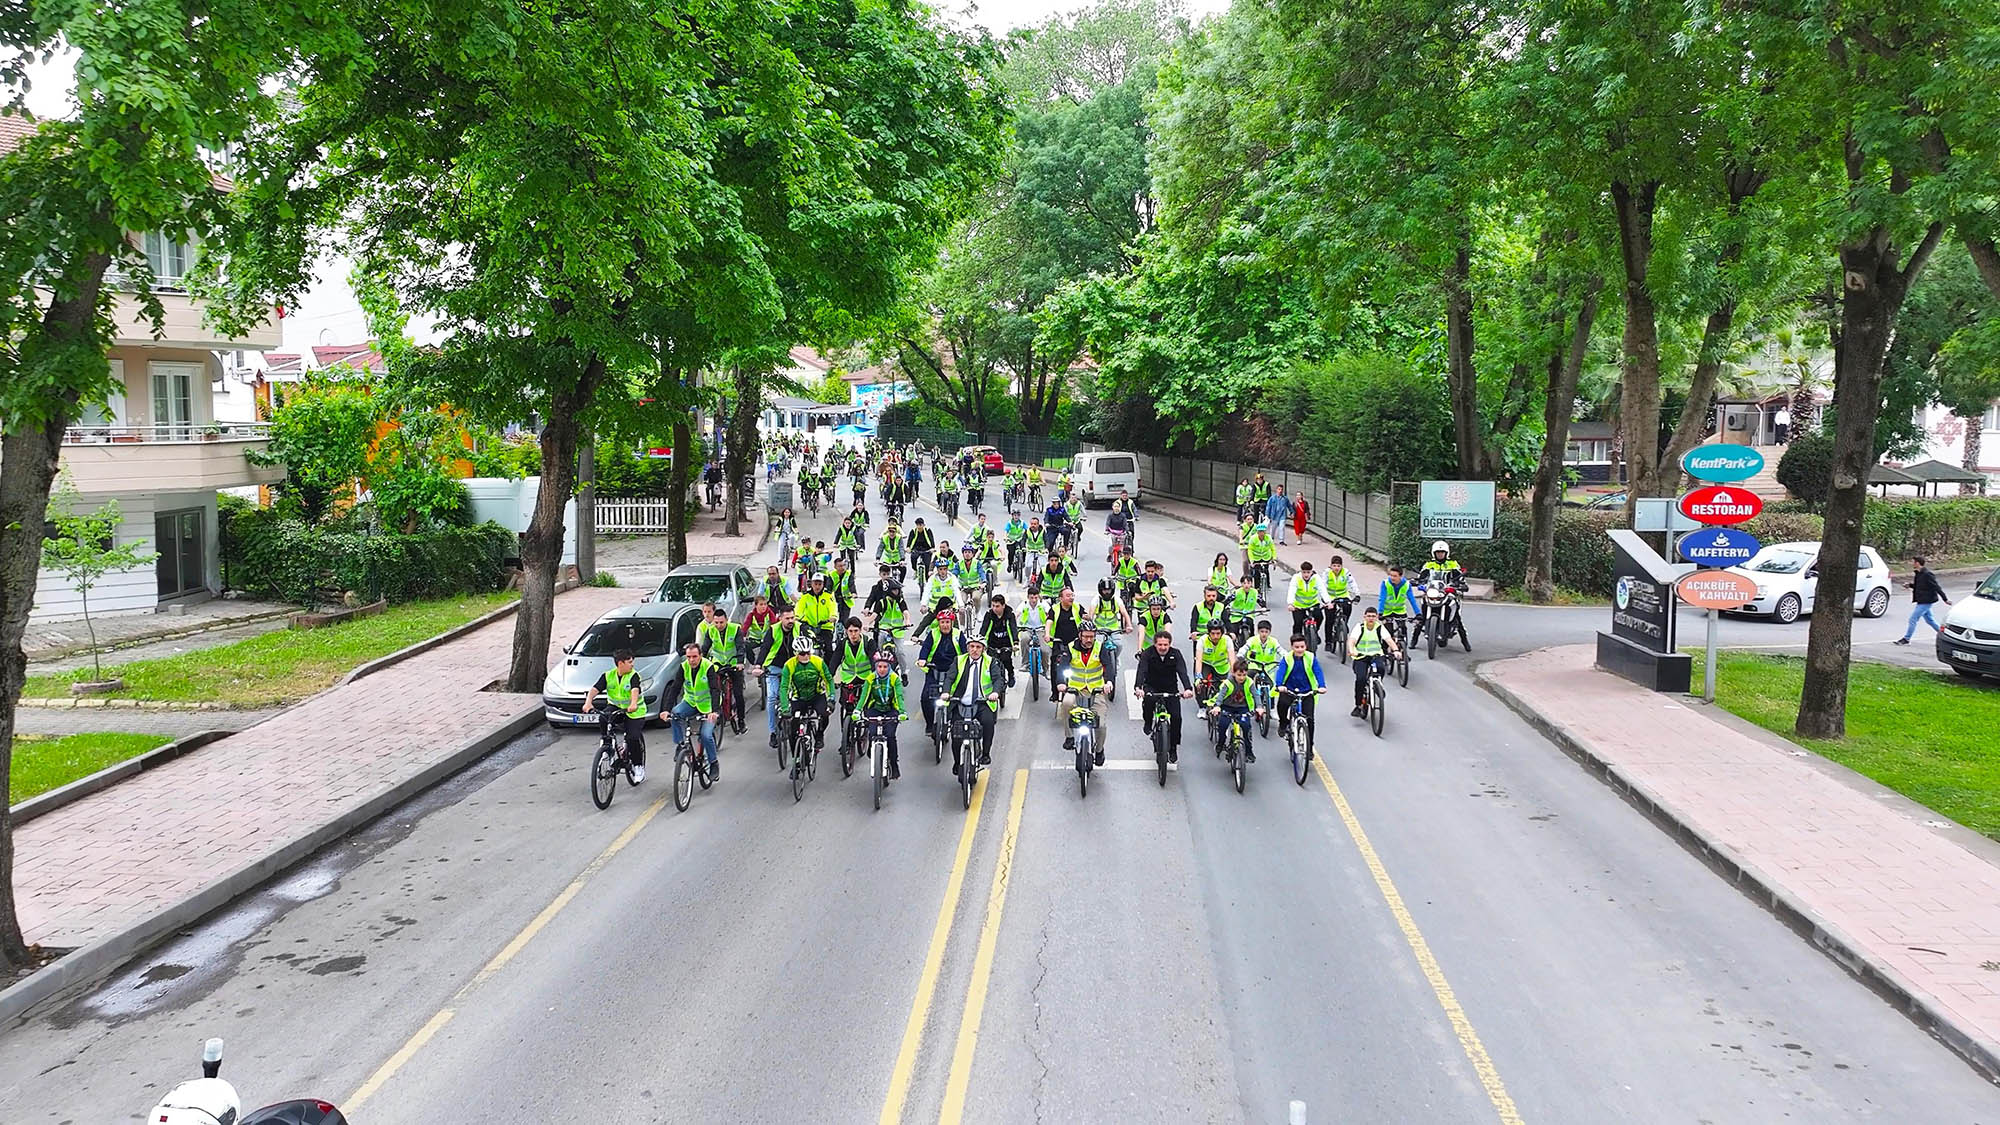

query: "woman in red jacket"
left=1292, top=495, right=1310, bottom=542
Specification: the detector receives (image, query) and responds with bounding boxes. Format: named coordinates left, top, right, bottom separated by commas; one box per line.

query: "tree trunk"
left=1525, top=277, right=1605, bottom=603
left=1962, top=414, right=1984, bottom=495
left=1797, top=222, right=1944, bottom=739
left=1444, top=239, right=1484, bottom=479
left=507, top=356, right=602, bottom=692
left=668, top=412, right=692, bottom=569
left=722, top=366, right=759, bottom=536
left=1964, top=232, right=2000, bottom=301
left=576, top=439, right=596, bottom=584
left=1612, top=179, right=1665, bottom=519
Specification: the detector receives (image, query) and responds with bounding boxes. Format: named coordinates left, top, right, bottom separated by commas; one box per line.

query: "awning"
left=1866, top=463, right=1922, bottom=486
left=1898, top=458, right=1988, bottom=484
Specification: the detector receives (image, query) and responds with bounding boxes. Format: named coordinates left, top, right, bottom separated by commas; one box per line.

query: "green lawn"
left=10, top=732, right=172, bottom=805
left=23, top=591, right=517, bottom=708
left=1711, top=653, right=2000, bottom=839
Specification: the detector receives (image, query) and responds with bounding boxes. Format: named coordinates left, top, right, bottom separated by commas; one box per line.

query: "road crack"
left=1027, top=907, right=1055, bottom=1125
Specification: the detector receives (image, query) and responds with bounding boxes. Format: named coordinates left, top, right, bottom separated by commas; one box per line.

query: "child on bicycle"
left=1243, top=619, right=1282, bottom=683
left=582, top=648, right=649, bottom=781
left=1273, top=631, right=1326, bottom=751
left=1348, top=606, right=1403, bottom=718
left=1203, top=658, right=1263, bottom=762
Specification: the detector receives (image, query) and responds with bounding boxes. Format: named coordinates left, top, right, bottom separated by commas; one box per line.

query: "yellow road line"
left=880, top=771, right=990, bottom=1125
left=345, top=792, right=669, bottom=1112
left=939, top=769, right=1029, bottom=1123
left=1312, top=757, right=1524, bottom=1124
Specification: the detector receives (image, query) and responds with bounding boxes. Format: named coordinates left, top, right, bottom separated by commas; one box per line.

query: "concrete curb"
left=1473, top=661, right=2000, bottom=1082
left=0, top=704, right=543, bottom=1028
left=9, top=730, right=233, bottom=826
left=23, top=608, right=296, bottom=665
left=17, top=697, right=238, bottom=711
left=341, top=581, right=576, bottom=686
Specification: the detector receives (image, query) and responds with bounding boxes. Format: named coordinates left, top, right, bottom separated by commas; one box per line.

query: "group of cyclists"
left=592, top=433, right=1474, bottom=805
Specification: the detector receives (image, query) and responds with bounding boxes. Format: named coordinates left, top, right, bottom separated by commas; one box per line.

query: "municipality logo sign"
left=1615, top=576, right=1633, bottom=610
left=1681, top=443, right=1765, bottom=483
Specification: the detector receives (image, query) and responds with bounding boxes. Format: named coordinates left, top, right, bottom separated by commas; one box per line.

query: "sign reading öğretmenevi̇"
left=1418, top=480, right=1496, bottom=541
left=1680, top=443, right=1765, bottom=483
left=1676, top=485, right=1763, bottom=526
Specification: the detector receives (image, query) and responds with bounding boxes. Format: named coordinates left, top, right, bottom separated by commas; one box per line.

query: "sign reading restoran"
left=1418, top=480, right=1496, bottom=541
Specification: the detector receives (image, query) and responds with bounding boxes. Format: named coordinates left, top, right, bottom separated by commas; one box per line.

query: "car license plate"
left=569, top=711, right=595, bottom=725
left=1952, top=650, right=1978, bottom=663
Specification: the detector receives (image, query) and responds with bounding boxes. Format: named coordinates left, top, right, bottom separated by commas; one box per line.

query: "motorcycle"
left=148, top=1038, right=348, bottom=1124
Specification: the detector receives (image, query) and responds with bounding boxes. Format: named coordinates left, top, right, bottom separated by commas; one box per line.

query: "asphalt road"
left=4, top=471, right=1998, bottom=1123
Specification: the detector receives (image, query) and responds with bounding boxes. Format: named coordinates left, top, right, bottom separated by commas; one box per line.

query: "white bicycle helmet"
left=1430, top=541, right=1449, bottom=555
left=793, top=636, right=815, bottom=655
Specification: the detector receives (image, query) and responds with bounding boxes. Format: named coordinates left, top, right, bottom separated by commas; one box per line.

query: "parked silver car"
left=645, top=563, right=758, bottom=619
left=542, top=601, right=707, bottom=728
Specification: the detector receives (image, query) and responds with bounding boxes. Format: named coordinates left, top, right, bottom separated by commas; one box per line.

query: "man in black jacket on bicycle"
left=1135, top=631, right=1194, bottom=762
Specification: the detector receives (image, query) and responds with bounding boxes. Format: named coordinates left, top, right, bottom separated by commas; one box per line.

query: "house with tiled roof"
left=3, top=110, right=286, bottom=620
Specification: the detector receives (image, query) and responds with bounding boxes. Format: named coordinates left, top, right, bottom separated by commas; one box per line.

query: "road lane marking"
left=880, top=770, right=990, bottom=1125
left=1123, top=670, right=1140, bottom=719
left=939, top=769, right=1030, bottom=1123
left=1031, top=758, right=1172, bottom=771
left=346, top=791, right=671, bottom=1111
left=1311, top=756, right=1524, bottom=1124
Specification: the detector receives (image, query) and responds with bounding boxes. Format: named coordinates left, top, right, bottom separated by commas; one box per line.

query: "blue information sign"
left=1681, top=443, right=1765, bottom=483
left=1677, top=526, right=1761, bottom=568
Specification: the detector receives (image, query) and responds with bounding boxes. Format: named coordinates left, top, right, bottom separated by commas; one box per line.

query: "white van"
left=1072, top=451, right=1141, bottom=508
left=1938, top=565, right=2000, bottom=681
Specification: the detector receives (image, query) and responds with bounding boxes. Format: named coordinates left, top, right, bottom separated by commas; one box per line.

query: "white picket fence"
left=597, top=499, right=675, bottom=533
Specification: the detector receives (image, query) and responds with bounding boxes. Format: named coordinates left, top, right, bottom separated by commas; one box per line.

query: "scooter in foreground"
left=149, top=1038, right=349, bottom=1124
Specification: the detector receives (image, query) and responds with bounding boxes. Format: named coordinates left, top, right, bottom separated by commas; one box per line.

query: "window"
left=150, top=362, right=198, bottom=439
left=655, top=574, right=733, bottom=604
left=143, top=232, right=190, bottom=286
left=573, top=618, right=672, bottom=658
left=75, top=359, right=126, bottom=430
left=1985, top=400, right=1999, bottom=431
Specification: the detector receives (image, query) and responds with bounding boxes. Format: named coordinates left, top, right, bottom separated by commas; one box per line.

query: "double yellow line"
left=879, top=769, right=1031, bottom=1125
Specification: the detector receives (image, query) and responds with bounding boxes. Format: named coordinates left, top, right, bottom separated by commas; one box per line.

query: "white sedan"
left=1723, top=542, right=1893, bottom=624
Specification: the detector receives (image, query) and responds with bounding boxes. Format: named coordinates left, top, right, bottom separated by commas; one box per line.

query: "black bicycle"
left=1211, top=706, right=1251, bottom=794
left=837, top=681, right=864, bottom=778
left=589, top=705, right=638, bottom=810
left=1387, top=617, right=1413, bottom=687
left=865, top=714, right=896, bottom=811
left=951, top=699, right=988, bottom=810
left=785, top=705, right=819, bottom=802
left=1278, top=687, right=1316, bottom=786
left=1300, top=605, right=1324, bottom=654
left=1144, top=690, right=1178, bottom=787
left=1326, top=599, right=1354, bottom=663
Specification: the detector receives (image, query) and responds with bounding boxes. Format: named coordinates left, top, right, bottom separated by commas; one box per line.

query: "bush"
left=1262, top=353, right=1456, bottom=491
left=226, top=511, right=514, bottom=606
left=1776, top=432, right=1834, bottom=507
left=594, top=446, right=678, bottom=498
left=1861, top=497, right=2000, bottom=559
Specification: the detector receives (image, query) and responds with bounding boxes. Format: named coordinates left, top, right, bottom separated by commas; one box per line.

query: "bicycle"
left=1277, top=687, right=1318, bottom=786
left=1022, top=626, right=1048, bottom=702
left=1008, top=543, right=1026, bottom=585
left=951, top=698, right=989, bottom=810
left=589, top=705, right=640, bottom=810
left=1065, top=683, right=1100, bottom=798
left=1027, top=484, right=1043, bottom=509
left=1300, top=606, right=1324, bottom=654
left=1212, top=706, right=1252, bottom=794
left=837, top=681, right=864, bottom=778
left=717, top=664, right=747, bottom=736
left=1363, top=657, right=1388, bottom=737
left=1326, top=599, right=1354, bottom=663
left=1143, top=690, right=1178, bottom=787
left=1106, top=529, right=1125, bottom=564
left=785, top=705, right=819, bottom=802
left=866, top=715, right=896, bottom=811
left=670, top=719, right=714, bottom=813
left=1251, top=666, right=1275, bottom=738
left=1252, top=559, right=1272, bottom=598
left=1387, top=617, right=1414, bottom=687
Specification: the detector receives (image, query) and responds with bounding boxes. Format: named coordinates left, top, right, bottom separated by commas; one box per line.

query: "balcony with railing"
left=57, top=422, right=285, bottom=494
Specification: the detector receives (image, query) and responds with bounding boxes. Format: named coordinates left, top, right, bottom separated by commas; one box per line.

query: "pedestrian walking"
left=1894, top=555, right=1951, bottom=644
left=1264, top=484, right=1294, bottom=545
left=1292, top=494, right=1309, bottom=542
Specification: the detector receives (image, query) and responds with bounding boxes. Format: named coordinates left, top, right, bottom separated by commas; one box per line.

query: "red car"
left=961, top=445, right=1006, bottom=475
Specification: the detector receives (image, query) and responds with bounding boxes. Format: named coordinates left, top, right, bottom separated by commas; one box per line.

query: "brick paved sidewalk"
left=12, top=584, right=631, bottom=957
left=1482, top=644, right=2000, bottom=1075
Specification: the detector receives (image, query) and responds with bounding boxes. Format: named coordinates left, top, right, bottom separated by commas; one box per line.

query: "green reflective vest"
left=1247, top=535, right=1276, bottom=562
left=1353, top=622, right=1388, bottom=657
left=1093, top=597, right=1122, bottom=631
left=699, top=620, right=742, bottom=664
left=680, top=661, right=715, bottom=713
left=604, top=668, right=647, bottom=719
left=1275, top=651, right=1322, bottom=689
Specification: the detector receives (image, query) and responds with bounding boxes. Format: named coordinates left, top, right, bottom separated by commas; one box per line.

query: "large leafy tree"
left=0, top=0, right=357, bottom=969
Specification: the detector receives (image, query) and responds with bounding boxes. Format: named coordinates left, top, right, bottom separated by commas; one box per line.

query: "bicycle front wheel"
left=1291, top=720, right=1310, bottom=786
left=673, top=748, right=694, bottom=811
left=792, top=741, right=809, bottom=802
left=591, top=745, right=618, bottom=809
left=1371, top=681, right=1386, bottom=737
left=1154, top=721, right=1169, bottom=787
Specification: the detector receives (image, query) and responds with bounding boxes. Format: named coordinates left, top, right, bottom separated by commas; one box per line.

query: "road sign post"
left=1677, top=563, right=1762, bottom=703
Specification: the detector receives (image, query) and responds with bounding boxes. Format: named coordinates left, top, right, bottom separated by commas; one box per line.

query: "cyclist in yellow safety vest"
left=1059, top=624, right=1113, bottom=764
left=670, top=642, right=724, bottom=778
left=1203, top=658, right=1261, bottom=762
left=858, top=651, right=910, bottom=782
left=1193, top=620, right=1236, bottom=695
left=1348, top=606, right=1404, bottom=718
left=1245, top=526, right=1277, bottom=603
left=697, top=603, right=746, bottom=725
left=583, top=647, right=649, bottom=780
left=794, top=573, right=839, bottom=654
left=1272, top=632, right=1325, bottom=751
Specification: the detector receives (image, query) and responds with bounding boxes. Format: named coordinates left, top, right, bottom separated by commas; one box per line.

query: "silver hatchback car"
left=542, top=601, right=707, bottom=728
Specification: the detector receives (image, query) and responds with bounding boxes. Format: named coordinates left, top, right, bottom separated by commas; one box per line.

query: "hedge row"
left=1860, top=498, right=2000, bottom=559
left=225, top=508, right=515, bottom=606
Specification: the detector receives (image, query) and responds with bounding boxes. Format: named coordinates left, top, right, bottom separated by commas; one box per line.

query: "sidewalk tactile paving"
left=13, top=585, right=631, bottom=953
left=1485, top=643, right=2000, bottom=1070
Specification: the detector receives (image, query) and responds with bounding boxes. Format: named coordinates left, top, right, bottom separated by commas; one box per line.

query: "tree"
left=40, top=479, right=156, bottom=684
left=1937, top=317, right=2000, bottom=488
left=1776, top=431, right=1836, bottom=508
left=250, top=376, right=380, bottom=523
left=0, top=0, right=355, bottom=969
left=1791, top=0, right=1996, bottom=739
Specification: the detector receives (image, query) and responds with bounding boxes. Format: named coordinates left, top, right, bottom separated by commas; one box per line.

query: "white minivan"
left=1072, top=451, right=1141, bottom=508
left=1938, top=566, right=2000, bottom=681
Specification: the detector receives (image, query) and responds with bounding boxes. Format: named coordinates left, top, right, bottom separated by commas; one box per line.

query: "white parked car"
left=1722, top=542, right=1893, bottom=624
left=1938, top=566, right=2000, bottom=681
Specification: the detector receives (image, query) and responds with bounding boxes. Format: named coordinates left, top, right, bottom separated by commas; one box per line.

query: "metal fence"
left=1084, top=444, right=1395, bottom=555
left=597, top=499, right=675, bottom=534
